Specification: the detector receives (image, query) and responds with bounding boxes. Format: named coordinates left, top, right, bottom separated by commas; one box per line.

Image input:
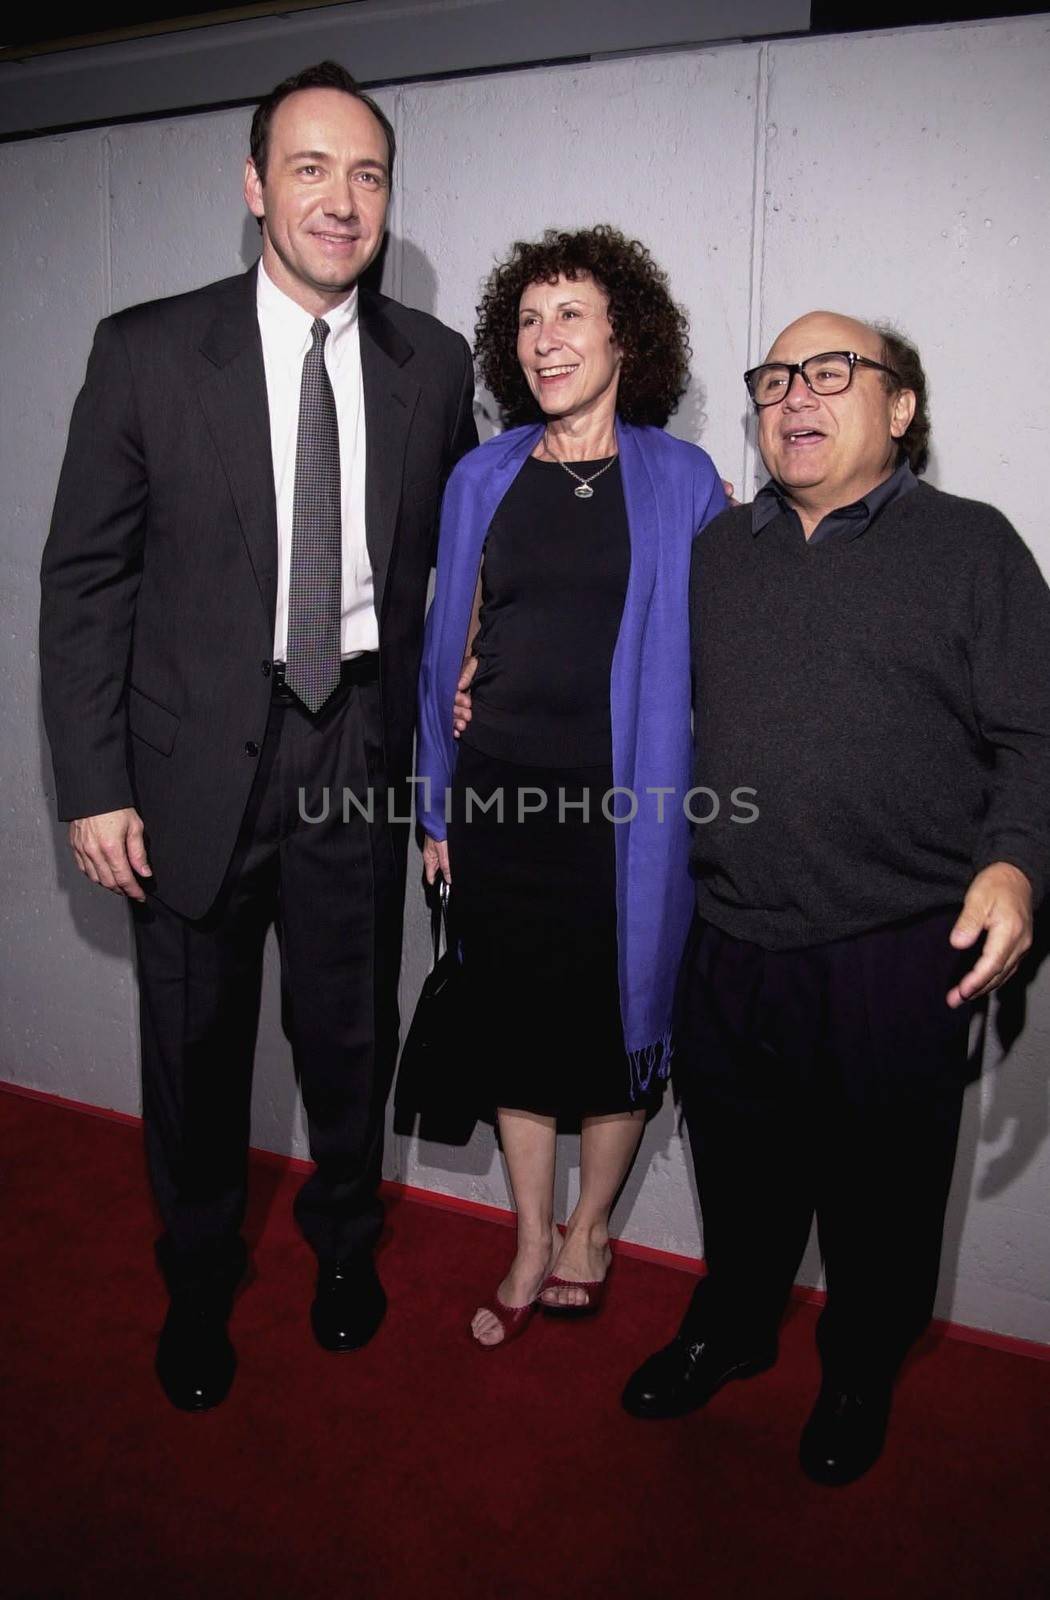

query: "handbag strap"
left=429, top=879, right=451, bottom=967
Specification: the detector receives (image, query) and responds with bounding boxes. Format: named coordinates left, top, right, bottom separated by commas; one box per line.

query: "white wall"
left=2, top=17, right=1048, bottom=1342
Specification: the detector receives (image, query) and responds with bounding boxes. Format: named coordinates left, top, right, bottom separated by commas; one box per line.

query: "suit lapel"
left=359, top=290, right=420, bottom=622
left=197, top=266, right=278, bottom=625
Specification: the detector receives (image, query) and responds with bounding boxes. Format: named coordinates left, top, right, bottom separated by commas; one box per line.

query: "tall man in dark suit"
left=40, top=61, right=476, bottom=1410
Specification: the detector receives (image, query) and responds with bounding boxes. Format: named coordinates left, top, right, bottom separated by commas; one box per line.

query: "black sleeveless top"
left=463, top=455, right=630, bottom=768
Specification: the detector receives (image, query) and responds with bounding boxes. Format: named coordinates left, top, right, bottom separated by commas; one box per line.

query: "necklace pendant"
left=573, top=483, right=594, bottom=500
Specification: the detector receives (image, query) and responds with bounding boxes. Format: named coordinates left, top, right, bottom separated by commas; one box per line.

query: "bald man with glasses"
left=622, top=311, right=1050, bottom=1485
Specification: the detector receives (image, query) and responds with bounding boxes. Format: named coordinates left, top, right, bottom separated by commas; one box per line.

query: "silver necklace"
left=542, top=433, right=618, bottom=499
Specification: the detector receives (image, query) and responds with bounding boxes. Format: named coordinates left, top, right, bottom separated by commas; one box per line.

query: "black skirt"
left=447, top=743, right=661, bottom=1117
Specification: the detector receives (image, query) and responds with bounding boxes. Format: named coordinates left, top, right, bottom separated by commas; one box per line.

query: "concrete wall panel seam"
left=101, top=132, right=113, bottom=317
left=743, top=41, right=770, bottom=501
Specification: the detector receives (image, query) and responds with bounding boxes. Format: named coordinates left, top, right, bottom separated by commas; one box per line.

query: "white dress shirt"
left=256, top=261, right=377, bottom=660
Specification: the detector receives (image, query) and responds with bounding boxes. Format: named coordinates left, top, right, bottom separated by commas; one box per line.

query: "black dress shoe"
left=621, top=1332, right=777, bottom=1420
left=311, top=1257, right=387, bottom=1352
left=155, top=1295, right=236, bottom=1412
left=799, top=1382, right=892, bottom=1486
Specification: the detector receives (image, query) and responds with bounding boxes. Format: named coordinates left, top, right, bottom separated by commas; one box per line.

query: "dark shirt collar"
left=751, top=457, right=919, bottom=543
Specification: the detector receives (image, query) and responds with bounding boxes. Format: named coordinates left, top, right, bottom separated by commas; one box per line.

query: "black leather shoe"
left=799, top=1382, right=892, bottom=1486
left=311, top=1257, right=387, bottom=1352
left=155, top=1295, right=236, bottom=1412
left=621, top=1332, right=777, bottom=1420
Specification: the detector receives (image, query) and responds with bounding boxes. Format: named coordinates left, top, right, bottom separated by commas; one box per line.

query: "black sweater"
left=689, top=482, right=1050, bottom=950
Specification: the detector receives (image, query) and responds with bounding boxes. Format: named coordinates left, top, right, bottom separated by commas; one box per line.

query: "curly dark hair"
left=872, top=321, right=931, bottom=476
left=474, top=225, right=691, bottom=428
left=249, top=60, right=396, bottom=186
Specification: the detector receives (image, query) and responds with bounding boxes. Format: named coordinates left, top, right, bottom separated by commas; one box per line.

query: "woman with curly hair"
left=415, top=225, right=726, bottom=1347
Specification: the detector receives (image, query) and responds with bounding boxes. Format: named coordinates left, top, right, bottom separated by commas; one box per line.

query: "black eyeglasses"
left=744, top=350, right=900, bottom=407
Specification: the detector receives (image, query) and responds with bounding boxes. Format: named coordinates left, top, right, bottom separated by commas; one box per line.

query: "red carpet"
left=2, top=1087, right=1048, bottom=1600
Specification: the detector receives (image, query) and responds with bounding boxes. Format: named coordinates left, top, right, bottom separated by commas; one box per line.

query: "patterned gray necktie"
left=285, top=317, right=341, bottom=712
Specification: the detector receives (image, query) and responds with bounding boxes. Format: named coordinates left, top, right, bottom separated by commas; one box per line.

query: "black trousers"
left=131, top=665, right=400, bottom=1295
left=677, top=909, right=974, bottom=1383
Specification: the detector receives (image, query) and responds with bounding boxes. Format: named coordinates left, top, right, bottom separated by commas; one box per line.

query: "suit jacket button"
left=261, top=661, right=271, bottom=677
left=245, top=740, right=260, bottom=757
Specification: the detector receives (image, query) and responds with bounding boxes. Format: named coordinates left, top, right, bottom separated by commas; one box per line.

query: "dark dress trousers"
left=40, top=265, right=477, bottom=1289
left=678, top=910, right=974, bottom=1384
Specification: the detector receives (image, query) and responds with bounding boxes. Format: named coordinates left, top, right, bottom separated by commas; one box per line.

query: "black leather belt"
left=271, top=653, right=379, bottom=706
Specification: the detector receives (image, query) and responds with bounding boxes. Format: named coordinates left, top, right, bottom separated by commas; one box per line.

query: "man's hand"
left=947, top=862, right=1033, bottom=1007
left=721, top=478, right=740, bottom=508
left=69, top=808, right=152, bottom=902
left=422, top=834, right=451, bottom=886
left=453, top=654, right=478, bottom=739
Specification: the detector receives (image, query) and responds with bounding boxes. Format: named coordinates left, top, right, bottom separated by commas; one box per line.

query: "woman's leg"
left=472, top=1107, right=560, bottom=1346
left=541, top=1109, right=646, bottom=1308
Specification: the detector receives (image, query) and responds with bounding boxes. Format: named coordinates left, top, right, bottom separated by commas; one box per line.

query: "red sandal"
left=539, top=1263, right=611, bottom=1318
left=471, top=1291, right=537, bottom=1348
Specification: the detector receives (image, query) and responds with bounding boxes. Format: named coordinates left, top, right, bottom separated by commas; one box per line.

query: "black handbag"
left=393, top=882, right=476, bottom=1140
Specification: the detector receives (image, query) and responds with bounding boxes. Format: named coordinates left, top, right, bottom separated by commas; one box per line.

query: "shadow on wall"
left=615, top=1092, right=699, bottom=1245
left=240, top=216, right=260, bottom=272
left=937, top=907, right=1050, bottom=1323
left=978, top=907, right=1050, bottom=1199
left=671, top=373, right=709, bottom=449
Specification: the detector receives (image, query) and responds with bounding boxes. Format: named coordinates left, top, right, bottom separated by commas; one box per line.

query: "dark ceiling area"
left=2, top=1, right=1047, bottom=56
left=1, top=2, right=335, bottom=54
left=811, top=0, right=1047, bottom=26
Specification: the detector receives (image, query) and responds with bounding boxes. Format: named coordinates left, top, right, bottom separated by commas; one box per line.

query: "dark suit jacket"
left=40, top=265, right=477, bottom=920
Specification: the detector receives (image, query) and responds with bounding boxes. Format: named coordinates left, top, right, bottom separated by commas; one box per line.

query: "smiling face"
left=244, top=87, right=389, bottom=316
left=757, top=311, right=916, bottom=519
left=516, top=273, right=622, bottom=427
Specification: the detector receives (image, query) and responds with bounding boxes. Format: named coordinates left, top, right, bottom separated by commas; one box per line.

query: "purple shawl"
left=417, top=419, right=726, bottom=1091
